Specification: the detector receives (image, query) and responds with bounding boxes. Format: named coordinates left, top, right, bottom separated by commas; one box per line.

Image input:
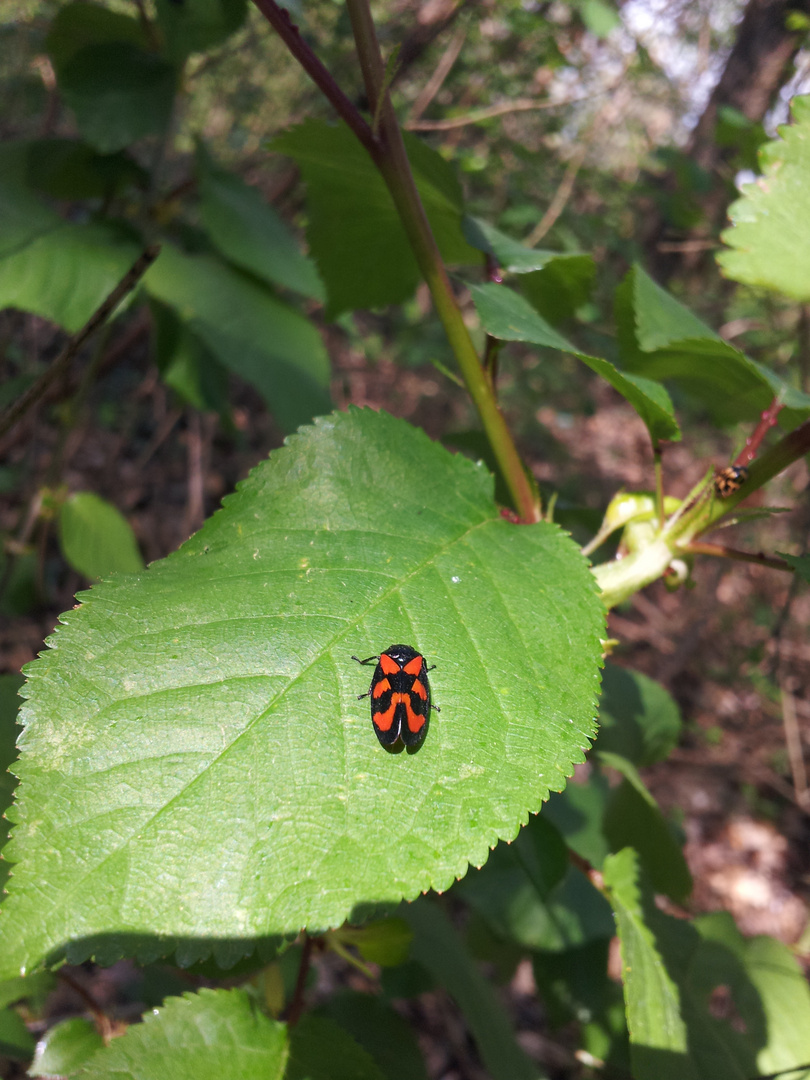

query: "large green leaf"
left=196, top=143, right=324, bottom=302
left=58, top=492, right=145, bottom=580
left=0, top=220, right=140, bottom=332
left=272, top=121, right=479, bottom=317
left=718, top=95, right=810, bottom=299
left=471, top=283, right=680, bottom=444
left=80, top=989, right=288, bottom=1080
left=144, top=244, right=330, bottom=432
left=1, top=409, right=603, bottom=976
left=615, top=264, right=810, bottom=427
left=403, top=900, right=542, bottom=1080
left=0, top=674, right=22, bottom=895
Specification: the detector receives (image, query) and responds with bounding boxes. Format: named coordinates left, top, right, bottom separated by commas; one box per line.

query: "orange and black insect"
left=352, top=644, right=438, bottom=748
left=714, top=465, right=749, bottom=498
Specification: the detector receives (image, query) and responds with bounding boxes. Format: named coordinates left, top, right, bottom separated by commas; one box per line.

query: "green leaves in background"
left=403, top=901, right=542, bottom=1080
left=718, top=95, right=810, bottom=300
left=144, top=244, right=330, bottom=431
left=58, top=492, right=144, bottom=580
left=463, top=216, right=596, bottom=323
left=0, top=220, right=140, bottom=333
left=596, top=663, right=682, bottom=767
left=603, top=848, right=695, bottom=1080
left=196, top=143, right=324, bottom=302
left=317, top=993, right=428, bottom=1080
left=1, top=409, right=603, bottom=976
left=616, top=264, right=810, bottom=427
left=604, top=849, right=810, bottom=1080
left=155, top=0, right=248, bottom=61
left=81, top=989, right=287, bottom=1080
left=29, top=1017, right=104, bottom=1077
left=47, top=3, right=176, bottom=154
left=272, top=121, right=479, bottom=317
left=471, top=282, right=681, bottom=445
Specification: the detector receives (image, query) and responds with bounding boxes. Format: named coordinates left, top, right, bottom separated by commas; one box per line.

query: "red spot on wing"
left=403, top=655, right=423, bottom=676
left=404, top=697, right=426, bottom=732
left=379, top=653, right=400, bottom=675
left=372, top=677, right=391, bottom=698
left=373, top=702, right=397, bottom=731
left=411, top=678, right=427, bottom=700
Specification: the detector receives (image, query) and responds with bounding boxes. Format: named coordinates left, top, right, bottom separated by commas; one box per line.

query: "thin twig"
left=406, top=96, right=587, bottom=131
left=58, top=969, right=114, bottom=1042
left=684, top=541, right=793, bottom=572
left=408, top=26, right=466, bottom=124
left=0, top=245, right=160, bottom=442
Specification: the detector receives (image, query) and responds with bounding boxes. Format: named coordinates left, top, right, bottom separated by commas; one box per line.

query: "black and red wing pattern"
left=354, top=643, right=433, bottom=748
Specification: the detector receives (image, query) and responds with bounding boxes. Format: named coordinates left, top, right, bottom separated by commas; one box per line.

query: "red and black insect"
left=352, top=644, right=438, bottom=748
left=714, top=465, right=749, bottom=498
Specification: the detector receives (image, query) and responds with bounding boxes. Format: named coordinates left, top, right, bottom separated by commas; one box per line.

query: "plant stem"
left=684, top=541, right=792, bottom=572
left=286, top=934, right=314, bottom=1028
left=344, top=0, right=540, bottom=521
left=250, top=0, right=540, bottom=522
left=0, top=245, right=160, bottom=442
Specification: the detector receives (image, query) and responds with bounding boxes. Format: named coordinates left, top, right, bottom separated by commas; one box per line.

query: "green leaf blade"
left=79, top=988, right=288, bottom=1080
left=2, top=409, right=603, bottom=975
left=59, top=492, right=144, bottom=579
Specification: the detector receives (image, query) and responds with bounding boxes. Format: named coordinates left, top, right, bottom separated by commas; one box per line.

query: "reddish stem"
left=685, top=541, right=792, bottom=572
left=735, top=397, right=785, bottom=467
left=250, top=0, right=378, bottom=158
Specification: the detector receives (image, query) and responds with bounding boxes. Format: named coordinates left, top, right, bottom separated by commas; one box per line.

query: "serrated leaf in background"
left=196, top=142, right=324, bottom=302
left=602, top=848, right=697, bottom=1080
left=471, top=282, right=680, bottom=445
left=59, top=492, right=144, bottom=579
left=718, top=95, right=810, bottom=300
left=777, top=551, right=810, bottom=582
left=144, top=244, right=331, bottom=432
left=615, top=264, right=810, bottom=427
left=1, top=408, right=603, bottom=976
left=403, top=900, right=542, bottom=1080
left=272, top=121, right=479, bottom=317
left=80, top=988, right=288, bottom=1080
left=596, top=663, right=682, bottom=767
left=0, top=221, right=140, bottom=332
left=29, top=1016, right=103, bottom=1077
left=463, top=216, right=595, bottom=323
